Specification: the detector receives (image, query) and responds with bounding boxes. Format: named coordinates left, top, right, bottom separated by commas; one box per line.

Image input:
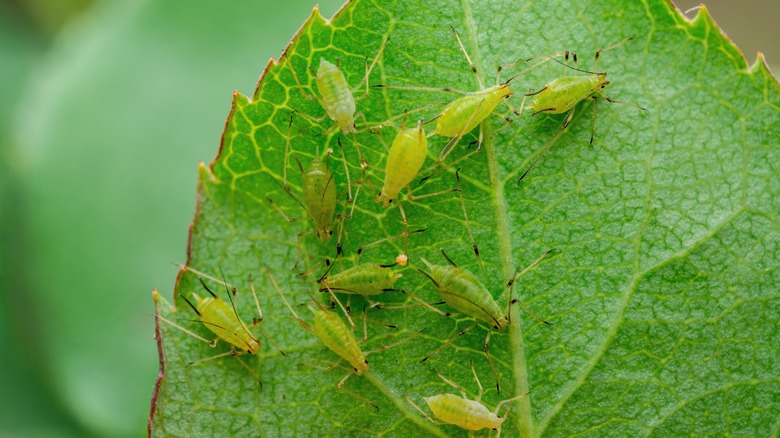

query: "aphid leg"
left=392, top=289, right=451, bottom=317
left=455, top=169, right=483, bottom=273
left=355, top=228, right=427, bottom=264
left=337, top=373, right=379, bottom=410
left=493, top=391, right=532, bottom=438
left=349, top=131, right=369, bottom=168
left=364, top=327, right=426, bottom=355
left=267, top=267, right=315, bottom=333
left=482, top=330, right=500, bottom=394
left=334, top=138, right=353, bottom=203
left=517, top=106, right=575, bottom=183
left=589, top=95, right=598, bottom=145
left=469, top=359, right=485, bottom=402
left=322, top=283, right=356, bottom=329
left=417, top=100, right=486, bottom=186
left=402, top=395, right=440, bottom=424
left=351, top=35, right=391, bottom=98
left=419, top=322, right=478, bottom=363
left=248, top=277, right=286, bottom=356
left=504, top=249, right=556, bottom=325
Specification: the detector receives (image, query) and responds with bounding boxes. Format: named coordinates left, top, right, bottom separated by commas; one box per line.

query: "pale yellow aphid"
left=316, top=59, right=358, bottom=135
left=404, top=361, right=529, bottom=436
left=377, top=120, right=428, bottom=207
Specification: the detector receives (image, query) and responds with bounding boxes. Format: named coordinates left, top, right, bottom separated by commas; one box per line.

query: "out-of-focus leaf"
left=150, top=0, right=777, bottom=435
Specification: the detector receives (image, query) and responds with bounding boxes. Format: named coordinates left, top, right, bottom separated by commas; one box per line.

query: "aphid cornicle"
left=405, top=361, right=529, bottom=436
left=377, top=120, right=428, bottom=207
left=515, top=37, right=647, bottom=181
left=417, top=248, right=554, bottom=392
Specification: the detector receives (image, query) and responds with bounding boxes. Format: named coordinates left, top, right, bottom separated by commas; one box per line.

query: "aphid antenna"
left=189, top=348, right=263, bottom=388
left=350, top=33, right=392, bottom=97
left=283, top=111, right=298, bottom=188
left=267, top=267, right=306, bottom=323
left=593, top=35, right=636, bottom=69
left=319, top=281, right=357, bottom=330
left=337, top=373, right=379, bottom=410
left=355, top=228, right=427, bottom=264
left=174, top=263, right=234, bottom=290
left=364, top=327, right=426, bottom=356
left=395, top=289, right=452, bottom=317
left=298, top=257, right=330, bottom=278
left=335, top=138, right=354, bottom=201
left=550, top=57, right=605, bottom=76
left=156, top=314, right=216, bottom=347
left=449, top=25, right=482, bottom=88
left=432, top=367, right=468, bottom=397
left=402, top=395, right=439, bottom=424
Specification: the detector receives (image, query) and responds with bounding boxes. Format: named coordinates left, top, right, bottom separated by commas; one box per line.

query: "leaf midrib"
left=460, top=1, right=534, bottom=436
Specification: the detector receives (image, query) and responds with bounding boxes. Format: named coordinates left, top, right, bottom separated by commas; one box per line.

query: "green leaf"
left=150, top=0, right=780, bottom=436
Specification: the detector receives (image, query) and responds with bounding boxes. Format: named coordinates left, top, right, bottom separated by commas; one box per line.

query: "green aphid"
left=301, top=156, right=337, bottom=241
left=516, top=37, right=646, bottom=181
left=416, top=248, right=554, bottom=393
left=318, top=263, right=403, bottom=296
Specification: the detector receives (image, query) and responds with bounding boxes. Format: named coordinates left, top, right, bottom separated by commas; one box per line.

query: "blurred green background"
left=0, top=0, right=775, bottom=436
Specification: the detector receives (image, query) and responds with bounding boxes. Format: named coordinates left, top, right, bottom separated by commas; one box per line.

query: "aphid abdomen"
left=311, top=307, right=368, bottom=373
left=424, top=394, right=502, bottom=431
left=435, top=84, right=511, bottom=137
left=430, top=265, right=506, bottom=329
left=378, top=126, right=428, bottom=206
left=531, top=75, right=603, bottom=114
left=323, top=264, right=402, bottom=296
left=302, top=158, right=336, bottom=240
left=196, top=295, right=259, bottom=354
left=316, top=59, right=356, bottom=134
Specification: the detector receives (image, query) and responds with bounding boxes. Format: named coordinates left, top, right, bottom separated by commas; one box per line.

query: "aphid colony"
left=157, top=25, right=646, bottom=435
